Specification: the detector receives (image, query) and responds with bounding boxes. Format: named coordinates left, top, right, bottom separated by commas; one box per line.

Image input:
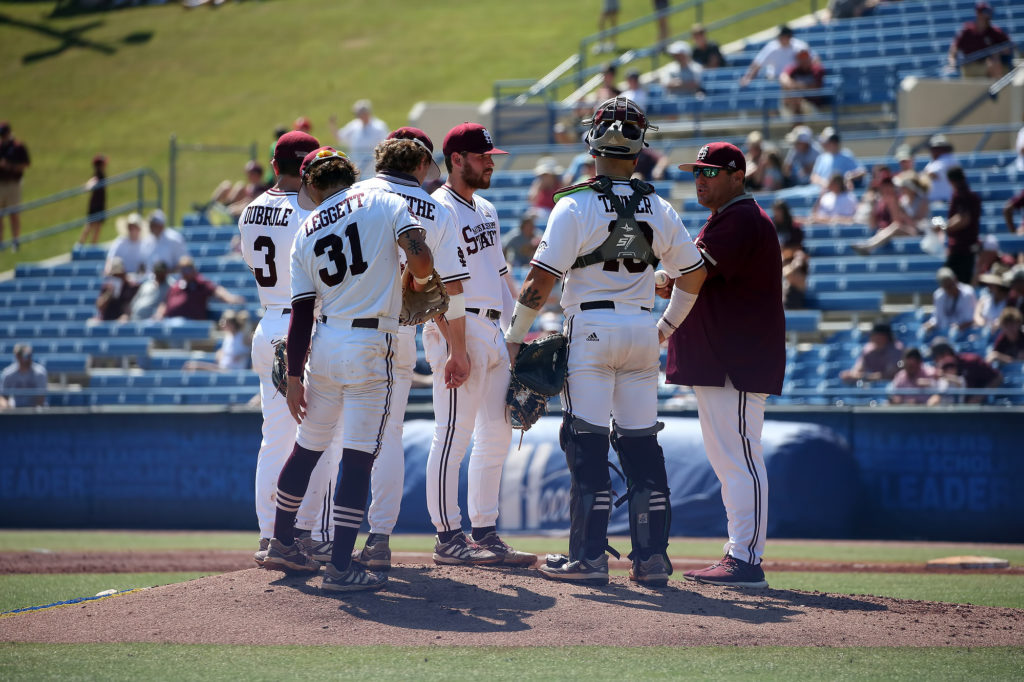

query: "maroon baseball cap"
left=975, top=1, right=993, bottom=14
left=388, top=127, right=441, bottom=182
left=678, top=141, right=746, bottom=174
left=297, top=146, right=349, bottom=209
left=442, top=123, right=507, bottom=157
left=274, top=131, right=320, bottom=166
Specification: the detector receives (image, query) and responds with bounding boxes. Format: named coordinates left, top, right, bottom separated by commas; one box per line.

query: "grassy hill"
left=0, top=0, right=809, bottom=272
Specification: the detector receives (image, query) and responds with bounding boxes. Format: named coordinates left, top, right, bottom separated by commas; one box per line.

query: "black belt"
left=318, top=315, right=378, bottom=329
left=466, top=307, right=501, bottom=320
left=580, top=300, right=652, bottom=312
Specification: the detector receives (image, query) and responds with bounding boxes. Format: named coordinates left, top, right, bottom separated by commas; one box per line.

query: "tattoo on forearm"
left=519, top=285, right=543, bottom=309
left=404, top=235, right=425, bottom=255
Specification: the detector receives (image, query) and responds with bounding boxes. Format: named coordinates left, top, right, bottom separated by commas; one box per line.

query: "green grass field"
left=2, top=531, right=1022, bottom=679
left=0, top=0, right=812, bottom=272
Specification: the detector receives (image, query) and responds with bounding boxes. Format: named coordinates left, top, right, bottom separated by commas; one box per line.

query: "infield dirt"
left=2, top=563, right=1022, bottom=647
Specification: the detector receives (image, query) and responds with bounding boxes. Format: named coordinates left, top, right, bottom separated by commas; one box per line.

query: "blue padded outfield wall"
left=0, top=411, right=1021, bottom=542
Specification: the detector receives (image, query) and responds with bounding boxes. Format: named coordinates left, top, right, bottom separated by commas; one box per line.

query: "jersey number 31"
left=314, top=223, right=368, bottom=286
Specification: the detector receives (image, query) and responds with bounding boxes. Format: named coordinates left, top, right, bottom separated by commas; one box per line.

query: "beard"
left=461, top=163, right=492, bottom=190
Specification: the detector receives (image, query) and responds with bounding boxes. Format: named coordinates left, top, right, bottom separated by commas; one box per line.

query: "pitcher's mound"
left=2, top=564, right=1021, bottom=647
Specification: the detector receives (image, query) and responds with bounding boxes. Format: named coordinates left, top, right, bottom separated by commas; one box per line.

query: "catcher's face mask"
left=582, top=97, right=658, bottom=160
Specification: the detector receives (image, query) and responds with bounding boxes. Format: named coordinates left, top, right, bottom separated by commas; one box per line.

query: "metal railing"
left=0, top=168, right=162, bottom=251
left=167, top=135, right=259, bottom=228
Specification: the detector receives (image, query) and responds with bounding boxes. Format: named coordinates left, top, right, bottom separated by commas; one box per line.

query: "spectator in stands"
left=594, top=0, right=619, bottom=54
left=743, top=131, right=766, bottom=190
left=923, top=135, right=959, bottom=203
left=0, top=344, right=46, bottom=409
left=633, top=145, right=670, bottom=182
left=811, top=173, right=858, bottom=223
left=782, top=125, right=820, bottom=187
left=130, top=260, right=171, bottom=321
left=155, top=255, right=245, bottom=321
left=1007, top=265, right=1024, bottom=316
left=652, top=0, right=669, bottom=46
left=944, top=166, right=982, bottom=284
left=781, top=247, right=808, bottom=310
left=502, top=209, right=541, bottom=268
left=106, top=212, right=147, bottom=276
left=948, top=1, right=1013, bottom=79
left=620, top=70, right=648, bottom=110
left=331, top=99, right=388, bottom=177
left=1002, top=189, right=1024, bottom=235
left=989, top=306, right=1024, bottom=363
left=771, top=198, right=805, bottom=250
left=690, top=23, right=726, bottom=68
left=888, top=347, right=937, bottom=405
left=0, top=121, right=30, bottom=252
left=594, top=63, right=622, bottom=102
left=78, top=154, right=107, bottom=248
left=863, top=172, right=896, bottom=234
left=293, top=116, right=312, bottom=134
left=925, top=266, right=978, bottom=333
left=894, top=144, right=915, bottom=175
left=852, top=172, right=931, bottom=254
left=928, top=338, right=1003, bottom=404
left=94, top=257, right=139, bottom=322
left=759, top=150, right=785, bottom=191
left=186, top=309, right=253, bottom=371
left=143, top=209, right=187, bottom=274
left=779, top=48, right=828, bottom=117
left=810, top=128, right=865, bottom=191
left=975, top=269, right=1011, bottom=332
left=740, top=24, right=809, bottom=86
left=664, top=41, right=704, bottom=95
left=1012, top=124, right=1024, bottom=173
left=528, top=156, right=562, bottom=224
left=840, top=322, right=904, bottom=383
left=563, top=153, right=597, bottom=185
left=208, top=161, right=268, bottom=220
left=827, top=0, right=878, bottom=21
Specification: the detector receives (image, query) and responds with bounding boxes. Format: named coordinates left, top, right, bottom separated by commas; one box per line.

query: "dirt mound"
left=2, top=564, right=1021, bottom=647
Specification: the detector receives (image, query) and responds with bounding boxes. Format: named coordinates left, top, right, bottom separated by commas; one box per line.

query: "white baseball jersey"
left=290, top=187, right=421, bottom=321
left=238, top=188, right=307, bottom=310
left=531, top=180, right=703, bottom=310
left=432, top=185, right=507, bottom=312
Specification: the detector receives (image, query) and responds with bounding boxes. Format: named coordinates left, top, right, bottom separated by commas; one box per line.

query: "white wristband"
left=413, top=272, right=431, bottom=286
left=504, top=301, right=539, bottom=344
left=445, top=292, right=465, bottom=320
left=658, top=288, right=698, bottom=337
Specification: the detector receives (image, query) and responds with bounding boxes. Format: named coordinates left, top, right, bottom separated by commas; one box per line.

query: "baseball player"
left=423, top=122, right=536, bottom=567
left=328, top=128, right=470, bottom=570
left=238, top=130, right=344, bottom=563
left=504, top=97, right=706, bottom=586
left=258, top=147, right=436, bottom=592
left=668, top=142, right=786, bottom=589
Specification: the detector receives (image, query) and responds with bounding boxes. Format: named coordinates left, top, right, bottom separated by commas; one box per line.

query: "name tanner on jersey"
left=242, top=204, right=294, bottom=227
left=304, top=192, right=367, bottom=236
left=597, top=194, right=655, bottom=215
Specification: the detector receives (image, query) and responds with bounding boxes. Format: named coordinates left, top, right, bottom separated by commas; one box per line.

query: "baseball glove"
left=271, top=339, right=288, bottom=398
left=399, top=267, right=450, bottom=326
left=506, top=333, right=569, bottom=431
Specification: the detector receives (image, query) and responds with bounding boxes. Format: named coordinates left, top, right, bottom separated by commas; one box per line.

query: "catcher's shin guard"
left=560, top=416, right=612, bottom=561
left=611, top=423, right=671, bottom=564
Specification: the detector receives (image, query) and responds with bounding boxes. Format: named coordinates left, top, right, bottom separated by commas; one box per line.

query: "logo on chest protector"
left=586, top=332, right=599, bottom=342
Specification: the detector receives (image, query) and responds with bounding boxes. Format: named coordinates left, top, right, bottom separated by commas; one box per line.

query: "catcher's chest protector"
left=570, top=177, right=660, bottom=271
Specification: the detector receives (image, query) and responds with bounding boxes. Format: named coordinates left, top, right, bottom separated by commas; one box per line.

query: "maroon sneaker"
left=683, top=555, right=768, bottom=588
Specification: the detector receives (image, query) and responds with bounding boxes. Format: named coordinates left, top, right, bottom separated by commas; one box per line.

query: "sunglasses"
left=692, top=167, right=730, bottom=178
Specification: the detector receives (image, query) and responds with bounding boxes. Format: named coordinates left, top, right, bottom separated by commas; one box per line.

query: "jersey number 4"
left=314, top=223, right=368, bottom=286
left=602, top=220, right=654, bottom=274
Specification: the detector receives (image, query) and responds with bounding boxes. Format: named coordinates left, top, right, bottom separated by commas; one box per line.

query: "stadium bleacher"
left=3, top=0, right=1022, bottom=409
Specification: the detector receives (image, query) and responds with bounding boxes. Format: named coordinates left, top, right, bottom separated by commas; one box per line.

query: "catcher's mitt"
left=271, top=339, right=288, bottom=397
left=399, top=267, right=449, bottom=326
left=506, top=333, right=568, bottom=431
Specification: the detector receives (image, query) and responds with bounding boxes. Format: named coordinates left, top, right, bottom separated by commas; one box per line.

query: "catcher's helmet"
left=582, top=97, right=658, bottom=160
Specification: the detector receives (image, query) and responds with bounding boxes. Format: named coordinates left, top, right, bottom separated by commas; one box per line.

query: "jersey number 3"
left=314, top=223, right=368, bottom=286
left=253, top=235, right=277, bottom=287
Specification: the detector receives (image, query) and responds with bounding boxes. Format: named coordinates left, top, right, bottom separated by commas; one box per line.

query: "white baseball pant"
left=423, top=313, right=512, bottom=533
left=561, top=308, right=660, bottom=430
left=693, top=377, right=769, bottom=565
left=251, top=310, right=342, bottom=542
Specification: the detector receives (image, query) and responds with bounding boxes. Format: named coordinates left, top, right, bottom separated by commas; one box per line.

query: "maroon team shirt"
left=666, top=194, right=786, bottom=394
left=947, top=187, right=981, bottom=255
left=954, top=21, right=1011, bottom=58
left=164, top=274, right=218, bottom=320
